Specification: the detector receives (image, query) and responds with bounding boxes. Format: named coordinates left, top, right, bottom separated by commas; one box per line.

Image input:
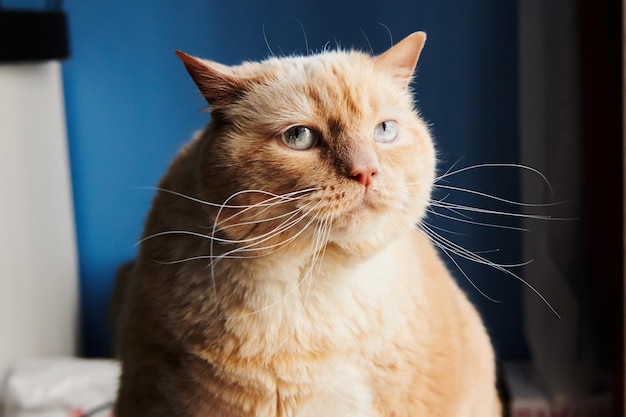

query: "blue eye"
left=373, top=120, right=398, bottom=143
left=282, top=126, right=318, bottom=150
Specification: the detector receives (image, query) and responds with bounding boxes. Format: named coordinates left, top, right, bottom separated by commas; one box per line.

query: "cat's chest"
left=275, top=360, right=376, bottom=417
left=217, top=244, right=412, bottom=360
left=185, top=234, right=425, bottom=416
left=195, top=243, right=419, bottom=416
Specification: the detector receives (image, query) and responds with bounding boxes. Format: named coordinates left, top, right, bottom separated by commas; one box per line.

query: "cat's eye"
left=281, top=126, right=318, bottom=150
left=373, top=120, right=398, bottom=143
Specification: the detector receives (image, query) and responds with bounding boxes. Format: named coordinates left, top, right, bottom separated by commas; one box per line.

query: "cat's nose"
left=349, top=164, right=379, bottom=188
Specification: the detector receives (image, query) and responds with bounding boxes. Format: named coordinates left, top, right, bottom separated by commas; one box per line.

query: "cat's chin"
left=327, top=204, right=405, bottom=249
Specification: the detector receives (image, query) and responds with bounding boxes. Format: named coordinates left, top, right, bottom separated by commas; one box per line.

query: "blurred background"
left=0, top=0, right=623, bottom=415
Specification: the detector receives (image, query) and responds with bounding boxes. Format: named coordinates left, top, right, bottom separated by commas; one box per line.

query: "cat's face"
left=178, top=33, right=435, bottom=255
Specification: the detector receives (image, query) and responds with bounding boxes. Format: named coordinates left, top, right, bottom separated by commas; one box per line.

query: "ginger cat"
left=113, top=32, right=501, bottom=417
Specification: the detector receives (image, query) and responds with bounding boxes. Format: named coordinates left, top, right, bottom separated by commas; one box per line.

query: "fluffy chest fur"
left=158, top=232, right=451, bottom=417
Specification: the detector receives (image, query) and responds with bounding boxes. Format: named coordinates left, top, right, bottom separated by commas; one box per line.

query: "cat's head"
left=176, top=32, right=435, bottom=257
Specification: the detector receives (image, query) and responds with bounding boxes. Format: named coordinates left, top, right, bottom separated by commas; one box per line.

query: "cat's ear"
left=175, top=51, right=250, bottom=108
left=375, top=32, right=426, bottom=88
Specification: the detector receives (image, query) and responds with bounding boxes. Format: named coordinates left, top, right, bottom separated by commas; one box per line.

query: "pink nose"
left=349, top=165, right=379, bottom=188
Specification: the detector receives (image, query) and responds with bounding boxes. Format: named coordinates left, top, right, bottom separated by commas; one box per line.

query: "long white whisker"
left=262, top=23, right=275, bottom=57
left=433, top=184, right=561, bottom=207
left=360, top=28, right=374, bottom=55
left=421, top=223, right=530, bottom=269
left=422, top=220, right=469, bottom=236
left=424, top=192, right=474, bottom=220
left=377, top=22, right=393, bottom=48
left=213, top=200, right=324, bottom=261
left=440, top=204, right=474, bottom=220
left=219, top=201, right=316, bottom=232
left=435, top=163, right=554, bottom=195
left=293, top=17, right=309, bottom=56
left=438, top=155, right=466, bottom=182
left=266, top=216, right=332, bottom=359
left=142, top=186, right=317, bottom=209
left=430, top=200, right=565, bottom=221
left=138, top=201, right=316, bottom=247
left=209, top=190, right=306, bottom=286
left=423, top=226, right=500, bottom=303
left=155, top=207, right=322, bottom=265
left=425, top=207, right=529, bottom=232
left=208, top=188, right=318, bottom=300
left=419, top=223, right=560, bottom=318
left=236, top=213, right=328, bottom=319
left=137, top=230, right=235, bottom=246
left=218, top=190, right=316, bottom=227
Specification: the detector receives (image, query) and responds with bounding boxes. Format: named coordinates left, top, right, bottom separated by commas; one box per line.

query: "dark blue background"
left=8, top=0, right=528, bottom=359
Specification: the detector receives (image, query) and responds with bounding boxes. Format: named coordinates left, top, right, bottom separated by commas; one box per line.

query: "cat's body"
left=114, top=32, right=501, bottom=416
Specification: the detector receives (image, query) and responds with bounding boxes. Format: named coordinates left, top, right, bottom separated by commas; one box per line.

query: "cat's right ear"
left=375, top=32, right=427, bottom=88
left=175, top=51, right=249, bottom=108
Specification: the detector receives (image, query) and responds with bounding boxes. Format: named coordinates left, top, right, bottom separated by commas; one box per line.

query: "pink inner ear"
left=375, top=31, right=427, bottom=87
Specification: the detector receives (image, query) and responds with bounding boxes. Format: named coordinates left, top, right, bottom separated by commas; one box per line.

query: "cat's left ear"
left=375, top=32, right=426, bottom=88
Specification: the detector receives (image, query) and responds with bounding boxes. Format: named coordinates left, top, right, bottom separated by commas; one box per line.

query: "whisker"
left=419, top=223, right=560, bottom=318
left=138, top=200, right=316, bottom=247
left=266, top=216, right=332, bottom=359
left=360, top=28, right=374, bottom=55
left=218, top=215, right=313, bottom=256
left=473, top=249, right=501, bottom=255
left=440, top=204, right=474, bottom=220
left=137, top=230, right=234, bottom=246
left=431, top=193, right=474, bottom=220
left=219, top=201, right=316, bottom=232
left=155, top=209, right=322, bottom=266
left=399, top=189, right=473, bottom=221
left=422, top=220, right=469, bottom=237
left=424, top=228, right=501, bottom=303
left=434, top=163, right=554, bottom=195
left=218, top=189, right=314, bottom=227
left=209, top=189, right=318, bottom=290
left=262, top=23, right=275, bottom=57
left=210, top=201, right=325, bottom=264
left=429, top=200, right=567, bottom=221
left=377, top=22, right=393, bottom=47
left=433, top=184, right=561, bottom=207
left=425, top=207, right=529, bottom=232
left=235, top=213, right=328, bottom=319
left=421, top=223, right=530, bottom=269
left=141, top=186, right=317, bottom=209
left=438, top=155, right=466, bottom=183
left=293, top=17, right=309, bottom=56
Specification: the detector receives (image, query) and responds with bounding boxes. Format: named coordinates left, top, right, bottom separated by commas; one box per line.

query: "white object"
left=0, top=62, right=78, bottom=381
left=2, top=358, right=119, bottom=417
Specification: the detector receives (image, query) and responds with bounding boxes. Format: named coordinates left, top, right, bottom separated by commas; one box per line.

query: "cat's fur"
left=113, top=32, right=501, bottom=417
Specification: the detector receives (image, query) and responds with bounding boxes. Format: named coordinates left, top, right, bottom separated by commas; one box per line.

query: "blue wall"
left=56, top=0, right=526, bottom=358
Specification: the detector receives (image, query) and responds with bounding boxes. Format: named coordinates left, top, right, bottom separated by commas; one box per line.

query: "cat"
left=113, top=31, right=501, bottom=417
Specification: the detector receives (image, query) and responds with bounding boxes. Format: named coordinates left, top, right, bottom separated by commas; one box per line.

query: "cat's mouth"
left=330, top=189, right=387, bottom=227
left=300, top=183, right=391, bottom=227
left=347, top=193, right=377, bottom=213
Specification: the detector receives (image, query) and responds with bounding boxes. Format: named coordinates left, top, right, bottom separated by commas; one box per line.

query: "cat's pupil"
left=373, top=120, right=398, bottom=143
left=291, top=127, right=305, bottom=139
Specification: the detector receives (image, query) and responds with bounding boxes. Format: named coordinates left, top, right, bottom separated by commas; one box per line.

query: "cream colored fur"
left=113, top=32, right=501, bottom=417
